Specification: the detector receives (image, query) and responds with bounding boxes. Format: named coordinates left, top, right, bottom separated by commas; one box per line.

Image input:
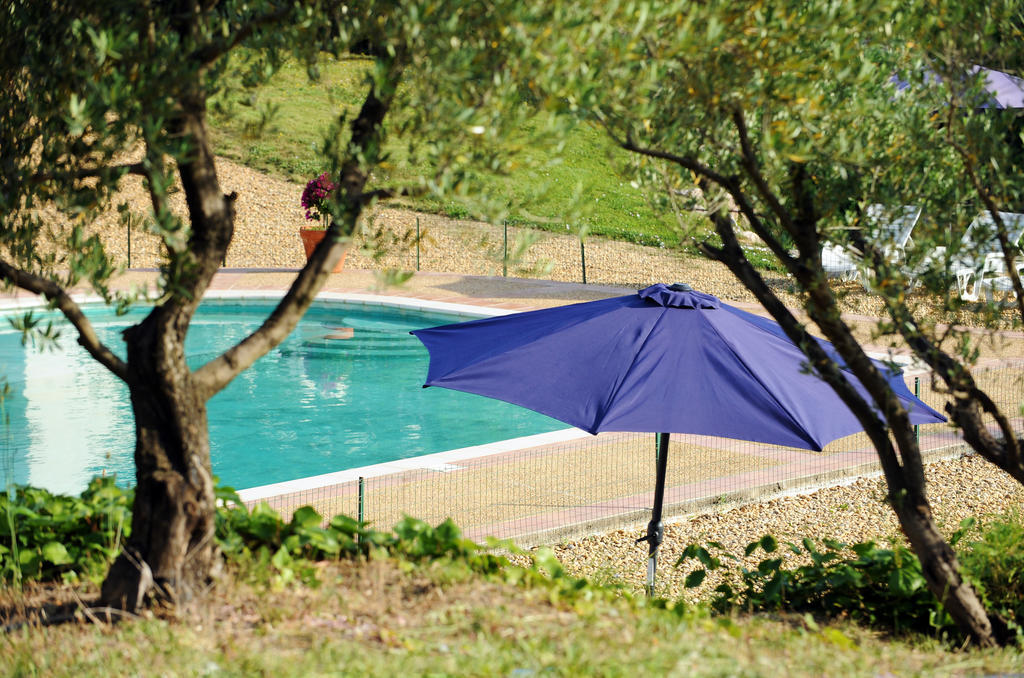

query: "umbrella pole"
left=639, top=432, right=670, bottom=597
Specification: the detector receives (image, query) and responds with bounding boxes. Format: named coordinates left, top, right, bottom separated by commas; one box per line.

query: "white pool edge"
left=235, top=427, right=591, bottom=502
left=0, top=289, right=518, bottom=319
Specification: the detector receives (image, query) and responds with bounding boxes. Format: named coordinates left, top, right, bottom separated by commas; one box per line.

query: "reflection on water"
left=0, top=301, right=564, bottom=494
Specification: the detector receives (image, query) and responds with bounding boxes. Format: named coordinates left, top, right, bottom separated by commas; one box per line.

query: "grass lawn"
left=4, top=557, right=1022, bottom=677
left=206, top=54, right=696, bottom=250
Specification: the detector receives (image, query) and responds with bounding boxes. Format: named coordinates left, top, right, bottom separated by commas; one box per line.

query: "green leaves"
left=673, top=526, right=1024, bottom=642
left=40, top=541, right=72, bottom=566
left=0, top=476, right=132, bottom=585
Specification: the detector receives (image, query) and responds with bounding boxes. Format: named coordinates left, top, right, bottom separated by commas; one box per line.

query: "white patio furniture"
left=943, top=211, right=1024, bottom=302
left=822, top=204, right=922, bottom=286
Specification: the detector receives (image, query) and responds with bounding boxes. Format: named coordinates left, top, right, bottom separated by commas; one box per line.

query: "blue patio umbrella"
left=412, top=283, right=946, bottom=594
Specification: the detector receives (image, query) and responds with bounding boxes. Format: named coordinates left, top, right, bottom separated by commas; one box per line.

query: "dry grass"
left=4, top=556, right=1024, bottom=677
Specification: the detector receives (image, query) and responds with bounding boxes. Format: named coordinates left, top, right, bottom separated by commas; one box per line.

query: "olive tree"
left=0, top=0, right=540, bottom=612
left=534, top=0, right=1023, bottom=646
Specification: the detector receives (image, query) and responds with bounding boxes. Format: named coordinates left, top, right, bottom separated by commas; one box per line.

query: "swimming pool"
left=0, top=296, right=566, bottom=495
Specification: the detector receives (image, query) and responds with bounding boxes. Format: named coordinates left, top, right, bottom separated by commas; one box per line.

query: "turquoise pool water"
left=0, top=299, right=565, bottom=495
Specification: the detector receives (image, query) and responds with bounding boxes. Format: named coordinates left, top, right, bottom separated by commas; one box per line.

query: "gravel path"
left=536, top=453, right=1024, bottom=600
left=56, top=156, right=1024, bottom=597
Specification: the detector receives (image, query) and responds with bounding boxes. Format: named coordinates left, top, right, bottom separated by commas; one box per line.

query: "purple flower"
left=301, top=172, right=337, bottom=222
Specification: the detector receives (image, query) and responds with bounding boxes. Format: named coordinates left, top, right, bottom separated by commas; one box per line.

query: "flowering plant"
left=300, top=172, right=336, bottom=227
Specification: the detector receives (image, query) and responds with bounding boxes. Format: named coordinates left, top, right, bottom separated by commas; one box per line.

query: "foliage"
left=676, top=516, right=1024, bottom=641
left=528, top=0, right=1024, bottom=645
left=5, top=478, right=1024, bottom=672
left=958, top=513, right=1024, bottom=633
left=214, top=487, right=575, bottom=592
left=0, top=478, right=602, bottom=602
left=215, top=485, right=498, bottom=567
left=0, top=0, right=600, bottom=606
left=0, top=477, right=131, bottom=585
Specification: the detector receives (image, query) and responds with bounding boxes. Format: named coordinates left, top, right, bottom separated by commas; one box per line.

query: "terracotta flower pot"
left=299, top=228, right=347, bottom=274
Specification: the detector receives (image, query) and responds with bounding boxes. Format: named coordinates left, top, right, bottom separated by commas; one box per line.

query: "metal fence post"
left=358, top=476, right=365, bottom=524
left=357, top=476, right=365, bottom=547
left=503, top=221, right=508, bottom=277
left=416, top=217, right=421, bottom=271
left=580, top=237, right=587, bottom=284
left=914, top=377, right=920, bottom=443
left=126, top=221, right=131, bottom=269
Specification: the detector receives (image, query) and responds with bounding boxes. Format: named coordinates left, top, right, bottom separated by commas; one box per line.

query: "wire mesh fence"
left=111, top=210, right=689, bottom=288
left=242, top=361, right=1023, bottom=547
left=345, top=215, right=684, bottom=288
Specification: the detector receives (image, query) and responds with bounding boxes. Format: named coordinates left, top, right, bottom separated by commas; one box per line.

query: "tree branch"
left=140, top=139, right=181, bottom=257
left=356, top=185, right=427, bottom=205
left=0, top=260, right=129, bottom=381
left=942, top=108, right=1024, bottom=319
left=612, top=131, right=800, bottom=271
left=883, top=295, right=1024, bottom=483
left=191, top=57, right=405, bottom=398
left=613, top=132, right=734, bottom=189
left=190, top=4, right=299, bottom=66
left=708, top=207, right=911, bottom=482
left=731, top=108, right=801, bottom=238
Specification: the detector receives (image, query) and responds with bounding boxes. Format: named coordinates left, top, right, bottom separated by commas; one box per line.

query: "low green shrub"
left=677, top=535, right=941, bottom=635
left=216, top=484, right=503, bottom=565
left=0, top=479, right=538, bottom=588
left=958, top=513, right=1024, bottom=633
left=676, top=516, right=1024, bottom=641
left=0, top=477, right=131, bottom=585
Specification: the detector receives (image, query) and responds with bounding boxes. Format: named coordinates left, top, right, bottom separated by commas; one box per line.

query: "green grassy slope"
left=206, top=55, right=695, bottom=248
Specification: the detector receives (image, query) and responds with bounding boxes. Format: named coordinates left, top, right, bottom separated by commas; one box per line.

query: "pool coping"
left=235, top=428, right=592, bottom=502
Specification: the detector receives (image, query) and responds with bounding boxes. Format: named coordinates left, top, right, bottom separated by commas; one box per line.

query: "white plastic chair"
left=948, top=212, right=1024, bottom=302
left=869, top=204, right=922, bottom=257
left=821, top=243, right=860, bottom=281
left=822, top=205, right=922, bottom=286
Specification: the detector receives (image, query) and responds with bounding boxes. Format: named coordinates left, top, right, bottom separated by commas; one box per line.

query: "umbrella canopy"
left=974, top=66, right=1024, bottom=109
left=892, top=65, right=1024, bottom=110
left=412, top=283, right=946, bottom=594
left=413, top=284, right=945, bottom=450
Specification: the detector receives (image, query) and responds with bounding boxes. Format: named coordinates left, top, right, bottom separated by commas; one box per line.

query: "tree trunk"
left=891, top=487, right=1010, bottom=647
left=700, top=206, right=1012, bottom=646
left=99, top=312, right=217, bottom=612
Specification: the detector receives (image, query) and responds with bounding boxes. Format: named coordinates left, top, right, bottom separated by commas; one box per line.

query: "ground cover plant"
left=676, top=514, right=1024, bottom=642
left=0, top=478, right=131, bottom=587
left=3, top=480, right=1024, bottom=675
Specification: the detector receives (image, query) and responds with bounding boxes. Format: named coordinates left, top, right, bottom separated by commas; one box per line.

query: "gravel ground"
left=48, top=157, right=1024, bottom=598
left=527, top=453, right=1024, bottom=601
